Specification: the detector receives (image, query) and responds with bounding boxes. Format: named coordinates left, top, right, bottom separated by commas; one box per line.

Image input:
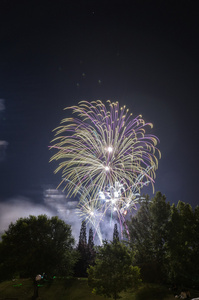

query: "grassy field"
left=0, top=277, right=104, bottom=300
left=0, top=277, right=198, bottom=300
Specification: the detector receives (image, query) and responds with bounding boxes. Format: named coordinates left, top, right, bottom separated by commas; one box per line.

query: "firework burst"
left=50, top=100, right=161, bottom=242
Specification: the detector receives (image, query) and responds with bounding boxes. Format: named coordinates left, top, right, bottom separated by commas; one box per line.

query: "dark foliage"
left=127, top=192, right=199, bottom=287
left=0, top=215, right=77, bottom=281
left=74, top=222, right=95, bottom=277
left=88, top=240, right=141, bottom=300
left=87, top=227, right=95, bottom=266
left=113, top=223, right=119, bottom=243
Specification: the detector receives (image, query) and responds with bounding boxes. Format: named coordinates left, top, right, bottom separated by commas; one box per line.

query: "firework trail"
left=50, top=100, right=160, bottom=242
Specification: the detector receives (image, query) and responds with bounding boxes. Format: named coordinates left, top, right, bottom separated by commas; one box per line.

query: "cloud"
left=0, top=193, right=81, bottom=244
left=43, top=188, right=81, bottom=243
left=43, top=188, right=124, bottom=244
left=0, top=197, right=54, bottom=236
left=0, top=189, right=120, bottom=245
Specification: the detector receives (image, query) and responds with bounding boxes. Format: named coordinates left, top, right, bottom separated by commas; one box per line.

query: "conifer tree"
left=78, top=220, right=87, bottom=249
left=75, top=221, right=88, bottom=277
left=113, top=223, right=119, bottom=243
left=87, top=227, right=95, bottom=266
left=88, top=227, right=94, bottom=249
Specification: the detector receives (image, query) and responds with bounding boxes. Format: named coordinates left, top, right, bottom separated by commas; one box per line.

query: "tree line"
left=126, top=191, right=199, bottom=287
left=0, top=191, right=199, bottom=298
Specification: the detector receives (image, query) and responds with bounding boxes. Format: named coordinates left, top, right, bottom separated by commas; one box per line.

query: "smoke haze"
left=0, top=194, right=81, bottom=243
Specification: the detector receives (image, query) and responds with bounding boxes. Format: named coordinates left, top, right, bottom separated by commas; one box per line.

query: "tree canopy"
left=88, top=240, right=141, bottom=300
left=126, top=192, right=199, bottom=286
left=1, top=192, right=199, bottom=289
left=0, top=215, right=77, bottom=280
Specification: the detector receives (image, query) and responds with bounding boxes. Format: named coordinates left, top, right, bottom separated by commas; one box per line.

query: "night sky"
left=0, top=0, right=199, bottom=238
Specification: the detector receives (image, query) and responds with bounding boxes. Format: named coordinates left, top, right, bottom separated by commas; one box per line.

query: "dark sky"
left=0, top=0, right=199, bottom=234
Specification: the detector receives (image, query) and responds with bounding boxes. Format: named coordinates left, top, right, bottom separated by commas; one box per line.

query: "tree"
left=126, top=192, right=171, bottom=282
left=87, top=227, right=95, bottom=266
left=0, top=215, right=76, bottom=280
left=164, top=201, right=196, bottom=285
left=87, top=240, right=141, bottom=300
left=74, top=221, right=88, bottom=277
left=88, top=227, right=94, bottom=249
left=113, top=223, right=119, bottom=243
left=78, top=220, right=87, bottom=247
left=127, top=193, right=199, bottom=286
left=191, top=205, right=199, bottom=285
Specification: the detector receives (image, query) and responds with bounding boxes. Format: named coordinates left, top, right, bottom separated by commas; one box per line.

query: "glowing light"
left=99, top=191, right=105, bottom=200
left=114, top=191, right=119, bottom=198
left=111, top=198, right=116, bottom=204
left=107, top=146, right=113, bottom=153
left=50, top=100, right=161, bottom=242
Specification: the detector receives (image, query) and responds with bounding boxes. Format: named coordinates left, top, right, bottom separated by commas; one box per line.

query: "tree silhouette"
left=78, top=220, right=87, bottom=248
left=88, top=227, right=94, bottom=249
left=0, top=215, right=77, bottom=298
left=113, top=223, right=119, bottom=243
left=88, top=240, right=141, bottom=300
left=75, top=221, right=88, bottom=277
left=87, top=227, right=95, bottom=266
left=75, top=223, right=96, bottom=277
